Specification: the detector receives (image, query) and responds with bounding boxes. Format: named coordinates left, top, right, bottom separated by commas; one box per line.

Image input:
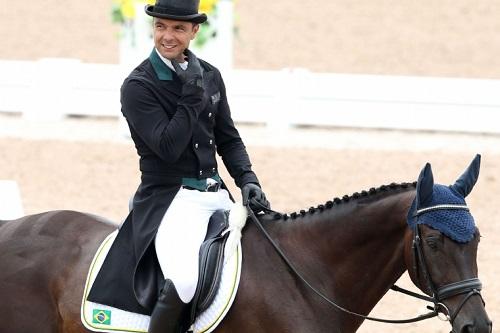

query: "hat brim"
left=145, top=5, right=207, bottom=24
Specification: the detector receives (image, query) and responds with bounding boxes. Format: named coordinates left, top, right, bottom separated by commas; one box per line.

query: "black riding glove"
left=171, top=49, right=203, bottom=88
left=242, top=183, right=270, bottom=213
left=172, top=49, right=208, bottom=114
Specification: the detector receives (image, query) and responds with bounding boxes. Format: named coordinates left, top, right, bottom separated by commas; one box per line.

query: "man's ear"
left=192, top=23, right=200, bottom=37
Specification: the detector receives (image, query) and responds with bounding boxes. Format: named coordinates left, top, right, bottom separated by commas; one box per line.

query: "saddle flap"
left=204, top=210, right=229, bottom=240
left=190, top=210, right=230, bottom=322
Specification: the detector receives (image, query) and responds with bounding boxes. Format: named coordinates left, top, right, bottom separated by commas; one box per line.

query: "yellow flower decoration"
left=112, top=0, right=155, bottom=21
left=121, top=0, right=135, bottom=20
left=200, top=0, right=219, bottom=14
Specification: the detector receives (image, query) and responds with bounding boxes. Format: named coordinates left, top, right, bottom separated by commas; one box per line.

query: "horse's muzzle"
left=457, top=318, right=492, bottom=333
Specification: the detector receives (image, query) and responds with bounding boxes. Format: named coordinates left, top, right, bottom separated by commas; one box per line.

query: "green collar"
left=149, top=48, right=173, bottom=81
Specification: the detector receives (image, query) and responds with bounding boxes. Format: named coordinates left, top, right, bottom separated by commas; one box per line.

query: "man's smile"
left=161, top=43, right=177, bottom=50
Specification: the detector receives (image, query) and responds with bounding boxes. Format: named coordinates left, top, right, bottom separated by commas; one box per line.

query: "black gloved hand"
left=241, top=183, right=270, bottom=213
left=171, top=49, right=203, bottom=88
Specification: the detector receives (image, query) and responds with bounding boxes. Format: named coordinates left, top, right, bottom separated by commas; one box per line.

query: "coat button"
left=212, top=167, right=216, bottom=172
left=208, top=112, right=212, bottom=118
left=199, top=170, right=203, bottom=176
left=194, top=143, right=199, bottom=149
left=209, top=139, right=213, bottom=145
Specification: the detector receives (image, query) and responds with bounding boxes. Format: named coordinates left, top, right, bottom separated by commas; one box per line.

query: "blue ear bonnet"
left=407, top=184, right=476, bottom=243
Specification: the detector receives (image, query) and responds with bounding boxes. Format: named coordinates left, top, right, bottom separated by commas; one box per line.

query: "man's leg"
left=149, top=188, right=233, bottom=333
left=148, top=278, right=187, bottom=333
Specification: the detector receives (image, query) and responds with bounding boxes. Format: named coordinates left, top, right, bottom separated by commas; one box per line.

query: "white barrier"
left=0, top=180, right=24, bottom=220
left=226, top=69, right=500, bottom=134
left=1, top=59, right=500, bottom=134
left=0, top=59, right=126, bottom=119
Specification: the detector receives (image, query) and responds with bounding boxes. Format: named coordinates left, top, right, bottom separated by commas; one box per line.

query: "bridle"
left=409, top=204, right=485, bottom=325
left=246, top=200, right=485, bottom=327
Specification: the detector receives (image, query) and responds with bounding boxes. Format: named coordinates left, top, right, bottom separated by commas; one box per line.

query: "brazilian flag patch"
left=92, top=309, right=112, bottom=325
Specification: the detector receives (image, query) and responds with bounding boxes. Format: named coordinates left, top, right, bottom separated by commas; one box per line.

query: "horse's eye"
left=426, top=235, right=442, bottom=250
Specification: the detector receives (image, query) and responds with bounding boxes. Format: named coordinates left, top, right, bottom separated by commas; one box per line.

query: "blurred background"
left=0, top=0, right=499, bottom=332
left=2, top=0, right=500, bottom=76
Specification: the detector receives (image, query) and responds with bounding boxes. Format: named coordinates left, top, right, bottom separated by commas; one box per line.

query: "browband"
left=415, top=204, right=469, bottom=216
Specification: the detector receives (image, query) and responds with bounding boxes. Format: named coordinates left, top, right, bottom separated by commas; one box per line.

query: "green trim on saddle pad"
left=80, top=231, right=149, bottom=333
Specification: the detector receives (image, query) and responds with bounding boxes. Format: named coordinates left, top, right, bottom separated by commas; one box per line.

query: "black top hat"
left=145, top=0, right=207, bottom=24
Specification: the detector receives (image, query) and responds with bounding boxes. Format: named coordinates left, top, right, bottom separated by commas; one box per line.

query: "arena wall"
left=1, top=0, right=499, bottom=78
left=0, top=0, right=120, bottom=63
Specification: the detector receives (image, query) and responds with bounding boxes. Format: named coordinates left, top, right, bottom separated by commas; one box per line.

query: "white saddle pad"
left=81, top=230, right=243, bottom=333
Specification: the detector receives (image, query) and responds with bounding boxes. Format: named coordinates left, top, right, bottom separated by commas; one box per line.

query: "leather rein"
left=246, top=200, right=484, bottom=326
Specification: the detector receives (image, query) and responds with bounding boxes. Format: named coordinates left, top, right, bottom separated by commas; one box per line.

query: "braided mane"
left=272, top=181, right=417, bottom=221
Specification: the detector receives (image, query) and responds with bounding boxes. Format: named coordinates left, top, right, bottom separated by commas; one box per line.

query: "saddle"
left=189, top=210, right=230, bottom=322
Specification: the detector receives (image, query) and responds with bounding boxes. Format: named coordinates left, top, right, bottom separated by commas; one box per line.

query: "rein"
left=245, top=201, right=439, bottom=324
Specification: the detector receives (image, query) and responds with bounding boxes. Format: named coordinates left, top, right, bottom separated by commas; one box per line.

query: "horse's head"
left=404, top=154, right=492, bottom=333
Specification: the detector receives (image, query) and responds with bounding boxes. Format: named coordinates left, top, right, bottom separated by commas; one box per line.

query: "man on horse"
left=87, top=0, right=270, bottom=332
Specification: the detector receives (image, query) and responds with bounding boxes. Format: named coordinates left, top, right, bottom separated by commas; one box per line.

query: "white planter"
left=119, top=4, right=154, bottom=67
left=192, top=0, right=234, bottom=75
left=0, top=180, right=24, bottom=220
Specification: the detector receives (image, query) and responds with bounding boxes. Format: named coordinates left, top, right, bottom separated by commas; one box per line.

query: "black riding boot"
left=148, top=279, right=189, bottom=333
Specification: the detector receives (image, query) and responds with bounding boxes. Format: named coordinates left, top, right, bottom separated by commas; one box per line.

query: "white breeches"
left=155, top=187, right=233, bottom=303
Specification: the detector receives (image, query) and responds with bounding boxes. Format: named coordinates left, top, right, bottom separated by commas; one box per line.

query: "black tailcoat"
left=87, top=49, right=258, bottom=314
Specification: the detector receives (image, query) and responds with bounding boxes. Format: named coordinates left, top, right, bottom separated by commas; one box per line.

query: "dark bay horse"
left=0, top=156, right=491, bottom=333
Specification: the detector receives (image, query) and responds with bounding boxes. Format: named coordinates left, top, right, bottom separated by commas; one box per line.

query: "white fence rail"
left=0, top=59, right=125, bottom=120
left=0, top=180, right=23, bottom=220
left=1, top=59, right=499, bottom=134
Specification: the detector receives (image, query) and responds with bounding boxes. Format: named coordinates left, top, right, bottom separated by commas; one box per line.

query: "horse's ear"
left=450, top=154, right=481, bottom=198
left=416, top=162, right=434, bottom=208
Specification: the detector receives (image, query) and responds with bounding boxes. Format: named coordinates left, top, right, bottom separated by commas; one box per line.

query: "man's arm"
left=213, top=72, right=270, bottom=210
left=121, top=79, right=203, bottom=163
left=213, top=74, right=258, bottom=187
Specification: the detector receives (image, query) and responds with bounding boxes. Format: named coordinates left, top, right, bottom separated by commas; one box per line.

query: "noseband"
left=410, top=204, right=485, bottom=325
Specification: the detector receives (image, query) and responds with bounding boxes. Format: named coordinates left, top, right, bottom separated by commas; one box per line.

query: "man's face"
left=153, top=17, right=199, bottom=62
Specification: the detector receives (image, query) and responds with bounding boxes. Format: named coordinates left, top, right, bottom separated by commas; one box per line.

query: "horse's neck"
left=277, top=189, right=415, bottom=329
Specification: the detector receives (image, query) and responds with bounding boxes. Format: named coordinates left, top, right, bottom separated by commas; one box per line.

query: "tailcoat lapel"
left=148, top=49, right=182, bottom=96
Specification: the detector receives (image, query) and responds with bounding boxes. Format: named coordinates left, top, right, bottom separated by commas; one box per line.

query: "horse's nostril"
left=460, top=324, right=474, bottom=333
left=462, top=319, right=493, bottom=333
left=460, top=319, right=493, bottom=333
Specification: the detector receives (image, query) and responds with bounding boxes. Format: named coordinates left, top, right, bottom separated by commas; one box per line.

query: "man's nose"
left=162, top=28, right=175, bottom=41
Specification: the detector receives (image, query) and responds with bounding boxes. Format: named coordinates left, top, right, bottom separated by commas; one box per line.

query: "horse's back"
left=0, top=210, right=116, bottom=333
